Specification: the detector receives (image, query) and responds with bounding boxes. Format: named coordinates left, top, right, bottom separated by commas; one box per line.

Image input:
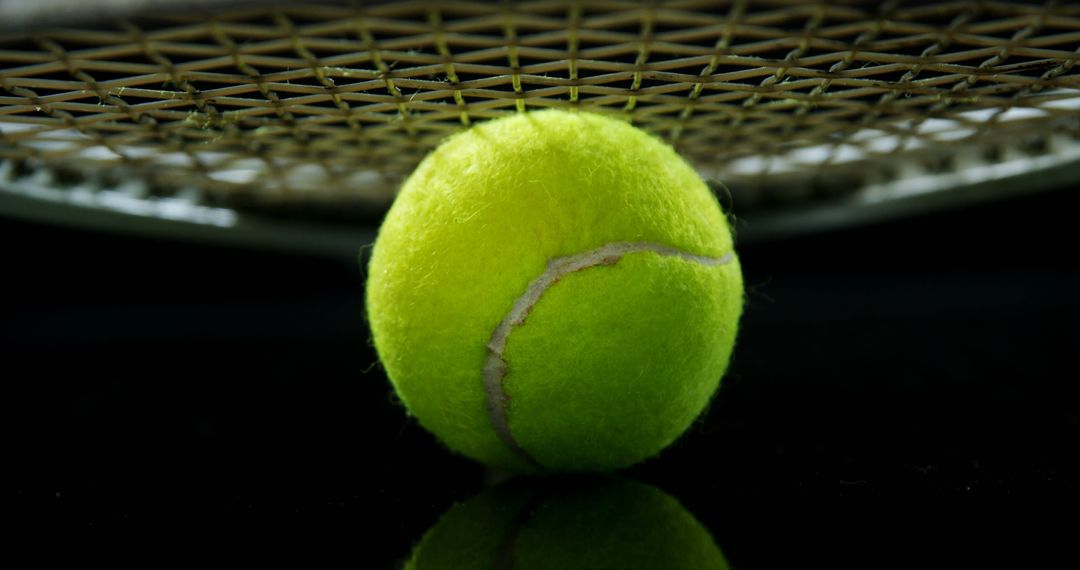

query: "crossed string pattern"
left=0, top=0, right=1078, bottom=216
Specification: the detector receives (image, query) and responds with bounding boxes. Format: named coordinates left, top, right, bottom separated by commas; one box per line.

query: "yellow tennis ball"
left=366, top=109, right=743, bottom=472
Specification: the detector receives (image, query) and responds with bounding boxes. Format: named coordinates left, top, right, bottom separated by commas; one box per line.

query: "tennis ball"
left=404, top=478, right=730, bottom=570
left=366, top=109, right=742, bottom=472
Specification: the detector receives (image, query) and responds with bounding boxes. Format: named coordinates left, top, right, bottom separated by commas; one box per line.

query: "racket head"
left=2, top=0, right=1078, bottom=254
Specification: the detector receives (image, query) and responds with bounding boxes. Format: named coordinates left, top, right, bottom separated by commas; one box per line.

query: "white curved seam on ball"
left=483, top=241, right=735, bottom=469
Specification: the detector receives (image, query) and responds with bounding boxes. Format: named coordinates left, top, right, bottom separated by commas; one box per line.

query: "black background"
left=6, top=186, right=1078, bottom=564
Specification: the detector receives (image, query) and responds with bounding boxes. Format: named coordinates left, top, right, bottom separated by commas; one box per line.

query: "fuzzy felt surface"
left=505, top=252, right=742, bottom=471
left=405, top=478, right=729, bottom=570
left=366, top=109, right=743, bottom=472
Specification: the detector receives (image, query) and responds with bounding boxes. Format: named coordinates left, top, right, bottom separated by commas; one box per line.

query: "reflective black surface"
left=7, top=187, right=1079, bottom=564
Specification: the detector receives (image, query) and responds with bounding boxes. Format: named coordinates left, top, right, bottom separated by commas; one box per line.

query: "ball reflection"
left=405, top=477, right=728, bottom=570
